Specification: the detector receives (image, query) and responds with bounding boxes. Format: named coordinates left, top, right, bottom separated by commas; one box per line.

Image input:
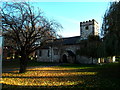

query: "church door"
left=62, top=54, right=67, bottom=63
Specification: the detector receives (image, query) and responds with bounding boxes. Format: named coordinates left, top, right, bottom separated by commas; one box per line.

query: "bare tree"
left=1, top=2, right=62, bottom=73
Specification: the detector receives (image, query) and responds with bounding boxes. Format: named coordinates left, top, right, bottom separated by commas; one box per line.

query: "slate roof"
left=62, top=36, right=81, bottom=45
left=40, top=36, right=81, bottom=49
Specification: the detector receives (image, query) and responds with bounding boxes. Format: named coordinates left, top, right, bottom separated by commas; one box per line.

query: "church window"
left=85, top=26, right=89, bottom=30
left=39, top=50, right=42, bottom=56
left=48, top=50, right=50, bottom=57
left=54, top=49, right=58, bottom=55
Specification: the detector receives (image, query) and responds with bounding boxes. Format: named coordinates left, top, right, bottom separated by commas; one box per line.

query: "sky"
left=0, top=0, right=112, bottom=38
left=29, top=2, right=110, bottom=37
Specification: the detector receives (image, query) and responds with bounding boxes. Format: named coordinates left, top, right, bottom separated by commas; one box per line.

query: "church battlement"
left=80, top=19, right=99, bottom=40
left=80, top=19, right=98, bottom=25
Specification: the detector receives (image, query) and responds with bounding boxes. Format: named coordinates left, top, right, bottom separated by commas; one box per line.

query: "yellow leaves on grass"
left=2, top=67, right=97, bottom=86
left=2, top=77, right=83, bottom=86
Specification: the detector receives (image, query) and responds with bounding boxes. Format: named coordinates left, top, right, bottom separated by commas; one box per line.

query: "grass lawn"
left=1, top=61, right=120, bottom=89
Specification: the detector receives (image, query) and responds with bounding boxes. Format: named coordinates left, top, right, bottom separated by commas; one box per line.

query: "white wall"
left=37, top=49, right=51, bottom=62
left=37, top=44, right=101, bottom=64
left=37, top=47, right=60, bottom=63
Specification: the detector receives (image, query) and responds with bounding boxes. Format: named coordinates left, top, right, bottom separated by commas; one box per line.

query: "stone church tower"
left=80, top=19, right=99, bottom=39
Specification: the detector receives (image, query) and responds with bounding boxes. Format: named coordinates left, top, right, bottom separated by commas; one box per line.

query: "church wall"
left=80, top=19, right=99, bottom=40
left=37, top=45, right=80, bottom=63
left=37, top=49, right=51, bottom=62
left=63, top=44, right=80, bottom=54
left=37, top=19, right=101, bottom=64
left=50, top=46, right=60, bottom=62
left=93, top=21, right=99, bottom=35
left=76, top=56, right=99, bottom=64
left=37, top=47, right=60, bottom=63
left=37, top=44, right=100, bottom=64
left=62, top=45, right=80, bottom=63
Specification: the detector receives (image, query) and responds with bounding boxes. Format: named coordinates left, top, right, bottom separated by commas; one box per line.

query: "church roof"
left=62, top=36, right=81, bottom=45
left=49, top=36, right=81, bottom=46
left=40, top=36, right=81, bottom=49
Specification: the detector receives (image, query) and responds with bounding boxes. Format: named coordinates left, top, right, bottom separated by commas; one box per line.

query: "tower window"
left=85, top=26, right=89, bottom=30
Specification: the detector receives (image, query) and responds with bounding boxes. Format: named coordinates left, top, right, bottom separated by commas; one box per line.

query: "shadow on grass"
left=2, top=63, right=120, bottom=89
left=2, top=83, right=98, bottom=90
left=2, top=60, right=60, bottom=73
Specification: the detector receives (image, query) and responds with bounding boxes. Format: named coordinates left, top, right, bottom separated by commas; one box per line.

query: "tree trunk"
left=19, top=53, right=28, bottom=73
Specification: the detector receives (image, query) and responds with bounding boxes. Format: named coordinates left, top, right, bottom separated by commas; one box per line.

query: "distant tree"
left=1, top=2, right=62, bottom=73
left=102, top=1, right=120, bottom=56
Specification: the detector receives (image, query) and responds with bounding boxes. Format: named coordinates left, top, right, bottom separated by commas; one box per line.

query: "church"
left=36, top=19, right=115, bottom=64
